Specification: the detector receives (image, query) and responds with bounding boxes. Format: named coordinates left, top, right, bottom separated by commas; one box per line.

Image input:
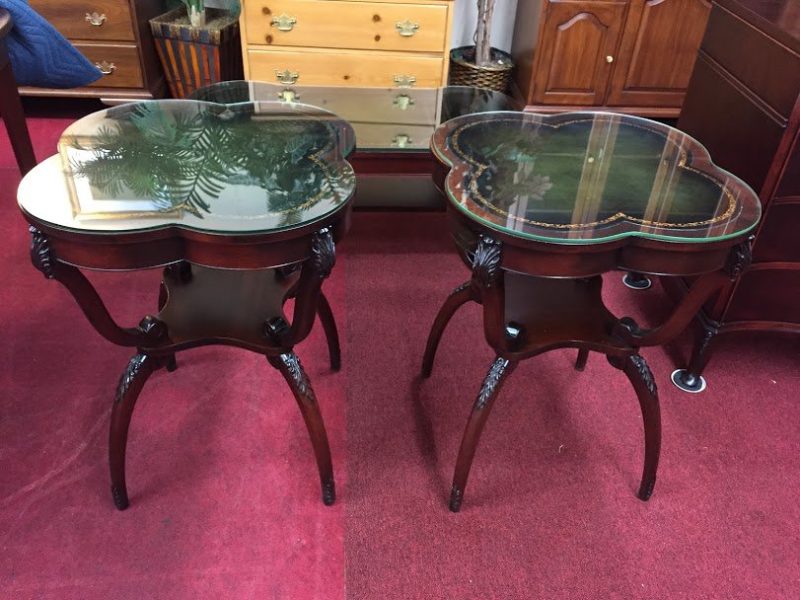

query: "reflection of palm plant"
left=68, top=102, right=350, bottom=222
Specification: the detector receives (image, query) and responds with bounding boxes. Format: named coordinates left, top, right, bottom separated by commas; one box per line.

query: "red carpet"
left=2, top=111, right=800, bottom=598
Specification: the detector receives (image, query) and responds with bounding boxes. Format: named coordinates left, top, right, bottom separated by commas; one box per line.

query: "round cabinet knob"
left=605, top=55, right=614, bottom=63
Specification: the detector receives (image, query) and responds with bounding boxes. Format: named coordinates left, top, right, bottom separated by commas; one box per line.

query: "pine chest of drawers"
left=240, top=0, right=454, bottom=88
left=22, top=0, right=165, bottom=101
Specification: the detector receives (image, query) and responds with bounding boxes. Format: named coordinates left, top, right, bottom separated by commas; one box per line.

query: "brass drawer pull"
left=395, top=20, right=420, bottom=37
left=392, top=134, right=412, bottom=148
left=95, top=61, right=116, bottom=75
left=271, top=13, right=297, bottom=32
left=393, top=74, right=416, bottom=88
left=393, top=94, right=415, bottom=110
left=275, top=69, right=299, bottom=85
left=85, top=12, right=107, bottom=26
left=278, top=89, right=299, bottom=102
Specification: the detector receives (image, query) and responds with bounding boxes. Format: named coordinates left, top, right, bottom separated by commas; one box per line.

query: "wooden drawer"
left=350, top=122, right=435, bottom=148
left=250, top=85, right=441, bottom=124
left=29, top=0, right=136, bottom=42
left=702, top=4, right=800, bottom=118
left=244, top=0, right=448, bottom=53
left=246, top=47, right=444, bottom=87
left=75, top=43, right=144, bottom=88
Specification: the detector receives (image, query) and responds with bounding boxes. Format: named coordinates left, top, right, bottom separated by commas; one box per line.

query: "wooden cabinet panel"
left=247, top=47, right=444, bottom=87
left=532, top=0, right=627, bottom=105
left=606, top=0, right=710, bottom=107
left=702, top=3, right=800, bottom=117
left=752, top=200, right=800, bottom=263
left=679, top=53, right=785, bottom=196
left=244, top=0, right=448, bottom=52
left=29, top=0, right=136, bottom=42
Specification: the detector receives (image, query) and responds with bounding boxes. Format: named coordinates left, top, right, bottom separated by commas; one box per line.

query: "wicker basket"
left=449, top=46, right=514, bottom=93
left=150, top=7, right=243, bottom=98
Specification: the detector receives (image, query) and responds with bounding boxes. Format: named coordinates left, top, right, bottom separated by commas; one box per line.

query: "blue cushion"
left=2, top=0, right=101, bottom=88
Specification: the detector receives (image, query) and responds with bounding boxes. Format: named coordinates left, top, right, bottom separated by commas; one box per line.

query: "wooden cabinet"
left=512, top=0, right=711, bottom=116
left=530, top=1, right=627, bottom=105
left=240, top=0, right=454, bottom=88
left=664, top=0, right=800, bottom=385
left=21, top=0, right=165, bottom=101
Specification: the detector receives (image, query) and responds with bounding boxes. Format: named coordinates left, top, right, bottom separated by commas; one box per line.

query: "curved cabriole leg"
left=109, top=353, right=160, bottom=510
left=316, top=292, right=341, bottom=372
left=575, top=348, right=589, bottom=372
left=421, top=281, right=474, bottom=378
left=268, top=352, right=335, bottom=506
left=610, top=353, right=661, bottom=500
left=450, top=356, right=516, bottom=512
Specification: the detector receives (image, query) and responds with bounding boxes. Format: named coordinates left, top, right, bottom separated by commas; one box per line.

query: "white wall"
left=450, top=0, right=519, bottom=52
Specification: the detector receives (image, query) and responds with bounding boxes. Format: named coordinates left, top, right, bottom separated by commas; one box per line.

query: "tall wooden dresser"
left=239, top=0, right=454, bottom=88
left=667, top=0, right=800, bottom=389
left=21, top=0, right=165, bottom=101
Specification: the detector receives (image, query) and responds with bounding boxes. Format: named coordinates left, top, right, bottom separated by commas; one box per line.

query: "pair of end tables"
left=17, top=82, right=760, bottom=512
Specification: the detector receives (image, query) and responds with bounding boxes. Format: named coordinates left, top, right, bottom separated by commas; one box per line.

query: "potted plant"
left=449, top=0, right=514, bottom=93
left=150, top=0, right=243, bottom=98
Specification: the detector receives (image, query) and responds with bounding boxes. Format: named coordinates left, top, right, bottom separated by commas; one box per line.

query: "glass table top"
left=432, top=111, right=762, bottom=244
left=19, top=99, right=356, bottom=233
left=190, top=81, right=521, bottom=151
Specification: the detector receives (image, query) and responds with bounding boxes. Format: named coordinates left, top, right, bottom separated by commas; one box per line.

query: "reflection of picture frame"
left=60, top=144, right=184, bottom=222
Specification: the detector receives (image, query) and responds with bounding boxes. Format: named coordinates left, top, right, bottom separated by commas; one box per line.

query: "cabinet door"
left=607, top=0, right=711, bottom=107
left=532, top=0, right=628, bottom=105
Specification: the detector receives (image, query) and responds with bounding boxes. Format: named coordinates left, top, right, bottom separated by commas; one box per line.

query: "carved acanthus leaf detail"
left=115, top=354, right=149, bottom=404
left=630, top=354, right=657, bottom=396
left=475, top=357, right=511, bottom=410
left=29, top=226, right=55, bottom=279
left=277, top=352, right=317, bottom=403
left=472, top=236, right=502, bottom=289
left=311, top=227, right=335, bottom=280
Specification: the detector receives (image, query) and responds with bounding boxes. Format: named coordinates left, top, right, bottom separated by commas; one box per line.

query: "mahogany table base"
left=30, top=227, right=341, bottom=510
left=422, top=234, right=751, bottom=512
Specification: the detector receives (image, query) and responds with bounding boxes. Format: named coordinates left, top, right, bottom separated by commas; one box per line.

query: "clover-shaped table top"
left=18, top=99, right=356, bottom=234
left=432, top=111, right=761, bottom=245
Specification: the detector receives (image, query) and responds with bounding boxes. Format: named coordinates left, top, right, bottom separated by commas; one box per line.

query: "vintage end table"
left=423, top=111, right=761, bottom=512
left=17, top=98, right=356, bottom=509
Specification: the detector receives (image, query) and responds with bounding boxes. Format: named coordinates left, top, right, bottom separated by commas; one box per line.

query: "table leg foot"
left=317, top=292, right=341, bottom=372
left=111, top=484, right=129, bottom=511
left=622, top=272, right=652, bottom=290
left=670, top=369, right=707, bottom=393
left=268, top=352, right=335, bottom=506
left=110, top=353, right=160, bottom=511
left=422, top=281, right=474, bottom=378
left=450, top=356, right=516, bottom=512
